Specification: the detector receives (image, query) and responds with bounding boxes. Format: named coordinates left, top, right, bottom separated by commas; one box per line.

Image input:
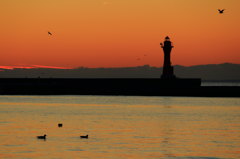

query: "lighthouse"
left=160, top=36, right=176, bottom=79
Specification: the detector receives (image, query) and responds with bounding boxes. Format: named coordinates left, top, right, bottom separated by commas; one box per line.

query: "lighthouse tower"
left=160, top=36, right=176, bottom=79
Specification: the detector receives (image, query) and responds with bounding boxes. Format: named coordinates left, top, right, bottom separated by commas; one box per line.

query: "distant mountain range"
left=0, top=63, right=240, bottom=81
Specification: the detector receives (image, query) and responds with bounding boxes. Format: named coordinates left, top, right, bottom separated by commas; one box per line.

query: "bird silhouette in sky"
left=48, top=31, right=52, bottom=35
left=218, top=9, right=225, bottom=14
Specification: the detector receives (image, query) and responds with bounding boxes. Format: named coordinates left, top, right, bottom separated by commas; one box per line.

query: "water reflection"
left=0, top=96, right=240, bottom=159
left=160, top=104, right=176, bottom=157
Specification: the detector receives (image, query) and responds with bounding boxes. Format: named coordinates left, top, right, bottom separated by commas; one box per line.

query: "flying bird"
left=48, top=31, right=52, bottom=35
left=218, top=9, right=225, bottom=14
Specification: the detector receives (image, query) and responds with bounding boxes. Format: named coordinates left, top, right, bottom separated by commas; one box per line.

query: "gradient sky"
left=0, top=0, right=240, bottom=68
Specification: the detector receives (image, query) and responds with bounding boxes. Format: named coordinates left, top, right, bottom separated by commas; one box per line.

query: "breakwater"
left=0, top=78, right=239, bottom=97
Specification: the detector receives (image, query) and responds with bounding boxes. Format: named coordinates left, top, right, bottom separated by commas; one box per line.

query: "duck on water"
left=37, top=134, right=47, bottom=140
left=80, top=135, right=88, bottom=139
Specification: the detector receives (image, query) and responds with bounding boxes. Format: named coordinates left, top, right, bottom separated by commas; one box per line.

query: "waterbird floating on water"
left=80, top=135, right=88, bottom=139
left=37, top=134, right=47, bottom=140
left=58, top=123, right=63, bottom=127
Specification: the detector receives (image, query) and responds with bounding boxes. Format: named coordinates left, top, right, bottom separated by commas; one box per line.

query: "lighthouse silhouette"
left=160, top=36, right=176, bottom=79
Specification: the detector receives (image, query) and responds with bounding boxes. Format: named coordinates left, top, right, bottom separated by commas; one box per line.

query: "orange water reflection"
left=0, top=96, right=240, bottom=158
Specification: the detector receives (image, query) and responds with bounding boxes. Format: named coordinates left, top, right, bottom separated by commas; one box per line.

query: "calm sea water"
left=0, top=95, right=240, bottom=159
left=201, top=81, right=240, bottom=86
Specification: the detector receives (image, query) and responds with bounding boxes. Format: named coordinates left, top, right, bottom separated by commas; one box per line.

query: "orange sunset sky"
left=0, top=0, right=240, bottom=68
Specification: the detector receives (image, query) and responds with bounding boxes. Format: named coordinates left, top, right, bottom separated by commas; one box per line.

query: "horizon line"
left=0, top=62, right=238, bottom=70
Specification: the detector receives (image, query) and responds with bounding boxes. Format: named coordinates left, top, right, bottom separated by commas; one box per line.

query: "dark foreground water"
left=0, top=96, right=240, bottom=159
